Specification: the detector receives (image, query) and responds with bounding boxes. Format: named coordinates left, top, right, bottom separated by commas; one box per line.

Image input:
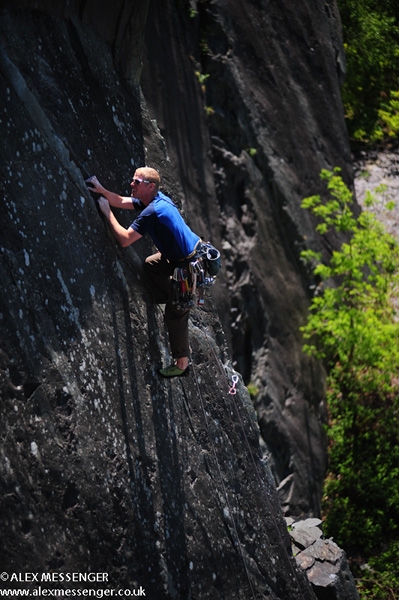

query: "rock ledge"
left=287, top=518, right=359, bottom=600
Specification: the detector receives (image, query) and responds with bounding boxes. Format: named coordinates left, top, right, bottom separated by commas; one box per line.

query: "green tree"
left=338, top=0, right=399, bottom=144
left=301, top=169, right=399, bottom=594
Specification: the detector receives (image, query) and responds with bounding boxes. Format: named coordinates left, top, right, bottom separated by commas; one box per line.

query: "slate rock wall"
left=141, top=0, right=353, bottom=516
left=0, top=5, right=320, bottom=599
left=3, top=0, right=354, bottom=524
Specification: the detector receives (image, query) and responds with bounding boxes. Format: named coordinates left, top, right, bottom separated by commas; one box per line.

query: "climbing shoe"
left=158, top=363, right=190, bottom=378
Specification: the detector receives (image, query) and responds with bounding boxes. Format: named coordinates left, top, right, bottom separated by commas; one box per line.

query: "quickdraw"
left=172, top=267, right=195, bottom=308
left=228, top=374, right=239, bottom=395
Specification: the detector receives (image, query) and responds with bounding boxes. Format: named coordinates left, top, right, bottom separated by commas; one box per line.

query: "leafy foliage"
left=378, top=91, right=399, bottom=138
left=355, top=541, right=399, bottom=599
left=301, top=169, right=399, bottom=390
left=338, top=0, right=399, bottom=145
left=301, top=169, right=399, bottom=596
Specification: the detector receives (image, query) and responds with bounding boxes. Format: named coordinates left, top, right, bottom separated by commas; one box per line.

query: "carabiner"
left=229, top=374, right=239, bottom=395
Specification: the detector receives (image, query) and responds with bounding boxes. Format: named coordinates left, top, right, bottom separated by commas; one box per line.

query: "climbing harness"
left=172, top=242, right=221, bottom=310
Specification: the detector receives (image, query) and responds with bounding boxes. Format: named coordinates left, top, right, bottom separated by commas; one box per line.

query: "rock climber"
left=86, top=167, right=201, bottom=378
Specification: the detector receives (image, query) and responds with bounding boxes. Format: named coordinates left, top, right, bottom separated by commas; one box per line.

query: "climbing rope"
left=189, top=308, right=310, bottom=599
left=188, top=356, right=258, bottom=600
left=154, top=277, right=308, bottom=596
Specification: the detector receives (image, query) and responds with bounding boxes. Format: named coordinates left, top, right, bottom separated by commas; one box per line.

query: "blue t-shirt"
left=130, top=192, right=200, bottom=261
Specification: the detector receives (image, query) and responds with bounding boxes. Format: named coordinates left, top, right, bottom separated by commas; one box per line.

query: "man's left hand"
left=98, top=197, right=111, bottom=218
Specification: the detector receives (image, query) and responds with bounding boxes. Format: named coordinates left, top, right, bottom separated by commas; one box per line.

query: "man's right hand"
left=85, top=176, right=133, bottom=210
left=85, top=176, right=104, bottom=193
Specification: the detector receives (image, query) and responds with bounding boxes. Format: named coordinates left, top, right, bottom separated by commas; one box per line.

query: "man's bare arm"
left=86, top=176, right=134, bottom=209
left=98, top=197, right=142, bottom=247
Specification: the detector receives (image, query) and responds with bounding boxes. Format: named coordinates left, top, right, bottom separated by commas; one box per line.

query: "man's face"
left=130, top=171, right=151, bottom=199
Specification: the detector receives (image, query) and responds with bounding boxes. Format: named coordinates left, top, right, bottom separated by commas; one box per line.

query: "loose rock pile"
left=287, top=518, right=359, bottom=600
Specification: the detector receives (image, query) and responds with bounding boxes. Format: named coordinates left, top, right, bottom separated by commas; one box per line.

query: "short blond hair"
left=136, top=167, right=160, bottom=191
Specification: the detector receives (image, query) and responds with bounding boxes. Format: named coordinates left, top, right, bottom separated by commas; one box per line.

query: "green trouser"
left=144, top=252, right=190, bottom=359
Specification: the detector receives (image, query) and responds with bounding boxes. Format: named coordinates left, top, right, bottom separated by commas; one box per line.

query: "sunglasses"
left=131, top=178, right=151, bottom=185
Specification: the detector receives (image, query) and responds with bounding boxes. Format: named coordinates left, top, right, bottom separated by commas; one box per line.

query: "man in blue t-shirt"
left=86, top=167, right=200, bottom=378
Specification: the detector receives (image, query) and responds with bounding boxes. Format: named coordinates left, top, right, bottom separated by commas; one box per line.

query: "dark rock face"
left=0, top=5, right=318, bottom=599
left=0, top=1, right=356, bottom=598
left=141, top=0, right=352, bottom=516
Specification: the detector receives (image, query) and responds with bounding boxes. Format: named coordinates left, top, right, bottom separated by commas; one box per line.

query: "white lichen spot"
left=80, top=196, right=85, bottom=206
left=4, top=457, right=12, bottom=474
left=112, top=113, right=124, bottom=135
left=30, top=441, right=39, bottom=457
left=57, top=269, right=80, bottom=328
